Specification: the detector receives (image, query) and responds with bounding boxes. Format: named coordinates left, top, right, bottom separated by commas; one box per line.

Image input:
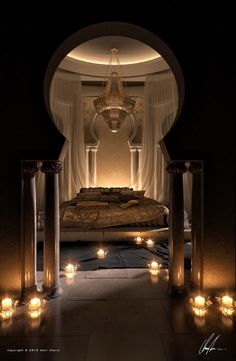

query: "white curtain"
left=36, top=70, right=86, bottom=210
left=141, top=70, right=192, bottom=216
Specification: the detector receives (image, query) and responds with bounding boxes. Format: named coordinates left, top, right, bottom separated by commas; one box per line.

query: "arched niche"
left=44, top=22, right=185, bottom=162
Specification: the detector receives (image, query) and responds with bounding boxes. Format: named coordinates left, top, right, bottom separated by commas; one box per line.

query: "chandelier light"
left=93, top=48, right=135, bottom=133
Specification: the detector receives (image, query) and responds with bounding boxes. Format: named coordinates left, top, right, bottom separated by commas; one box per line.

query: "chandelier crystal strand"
left=93, top=48, right=135, bottom=133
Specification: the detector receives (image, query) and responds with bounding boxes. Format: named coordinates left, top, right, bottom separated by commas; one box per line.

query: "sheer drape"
left=141, top=70, right=192, bottom=216
left=36, top=70, right=86, bottom=209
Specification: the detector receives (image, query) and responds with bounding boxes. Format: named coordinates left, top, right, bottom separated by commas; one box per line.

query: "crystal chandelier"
left=93, top=48, right=135, bottom=133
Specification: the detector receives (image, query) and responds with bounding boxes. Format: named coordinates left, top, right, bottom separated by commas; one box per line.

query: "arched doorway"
left=38, top=22, right=189, bottom=298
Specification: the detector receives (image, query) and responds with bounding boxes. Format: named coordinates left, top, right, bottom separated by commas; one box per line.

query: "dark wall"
left=0, top=4, right=235, bottom=294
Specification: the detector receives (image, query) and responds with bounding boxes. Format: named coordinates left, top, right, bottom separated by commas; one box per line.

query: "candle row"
left=0, top=297, right=46, bottom=320
left=190, top=295, right=236, bottom=317
left=64, top=259, right=162, bottom=279
left=64, top=248, right=108, bottom=279
left=135, top=236, right=155, bottom=248
left=65, top=238, right=156, bottom=280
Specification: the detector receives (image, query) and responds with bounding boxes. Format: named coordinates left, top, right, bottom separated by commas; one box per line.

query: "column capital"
left=166, top=162, right=187, bottom=175
left=188, top=161, right=203, bottom=174
left=41, top=160, right=62, bottom=174
left=23, top=161, right=40, bottom=176
left=86, top=146, right=98, bottom=152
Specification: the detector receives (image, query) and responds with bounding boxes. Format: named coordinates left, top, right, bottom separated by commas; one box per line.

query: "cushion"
left=76, top=201, right=109, bottom=207
left=119, top=200, right=139, bottom=209
left=79, top=187, right=133, bottom=194
left=119, top=190, right=145, bottom=201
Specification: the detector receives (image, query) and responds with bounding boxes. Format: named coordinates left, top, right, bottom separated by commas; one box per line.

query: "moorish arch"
left=41, top=22, right=192, bottom=297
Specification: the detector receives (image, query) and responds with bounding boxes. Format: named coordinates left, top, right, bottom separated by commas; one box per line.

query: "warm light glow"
left=1, top=310, right=14, bottom=320
left=146, top=239, right=154, bottom=248
left=195, top=296, right=205, bottom=308
left=149, top=261, right=160, bottom=276
left=97, top=248, right=106, bottom=259
left=28, top=298, right=42, bottom=319
left=191, top=296, right=208, bottom=317
left=65, top=263, right=77, bottom=279
left=222, top=296, right=233, bottom=308
left=29, top=298, right=41, bottom=310
left=193, top=307, right=207, bottom=317
left=1, top=298, right=13, bottom=310
left=135, top=236, right=143, bottom=245
left=1, top=298, right=15, bottom=320
left=29, top=311, right=41, bottom=319
left=221, top=296, right=235, bottom=316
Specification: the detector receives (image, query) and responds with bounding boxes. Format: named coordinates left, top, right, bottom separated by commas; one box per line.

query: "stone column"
left=22, top=161, right=40, bottom=298
left=41, top=160, right=62, bottom=298
left=138, top=148, right=142, bottom=190
left=189, top=161, right=203, bottom=289
left=166, top=161, right=187, bottom=295
left=154, top=145, right=162, bottom=200
left=89, top=147, right=97, bottom=187
left=130, top=148, right=139, bottom=189
left=86, top=148, right=90, bottom=188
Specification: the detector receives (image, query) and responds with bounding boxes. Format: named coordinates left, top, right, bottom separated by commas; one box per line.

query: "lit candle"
left=146, top=239, right=154, bottom=248
left=2, top=298, right=13, bottom=310
left=65, top=263, right=76, bottom=278
left=195, top=296, right=205, bottom=308
left=192, top=296, right=207, bottom=317
left=28, top=298, right=42, bottom=319
left=1, top=298, right=14, bottom=320
left=222, top=296, right=233, bottom=308
left=149, top=261, right=160, bottom=275
left=135, top=236, right=143, bottom=245
left=97, top=248, right=106, bottom=259
left=221, top=295, right=234, bottom=316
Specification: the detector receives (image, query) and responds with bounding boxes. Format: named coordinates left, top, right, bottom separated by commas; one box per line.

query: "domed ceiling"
left=68, top=36, right=160, bottom=65
left=59, top=36, right=169, bottom=79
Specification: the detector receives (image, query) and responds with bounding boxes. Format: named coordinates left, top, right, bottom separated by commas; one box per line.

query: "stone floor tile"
left=86, top=334, right=167, bottom=361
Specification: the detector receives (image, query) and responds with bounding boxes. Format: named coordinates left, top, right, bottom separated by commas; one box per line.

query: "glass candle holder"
left=135, top=236, right=143, bottom=245
left=146, top=239, right=154, bottom=248
left=64, top=263, right=77, bottom=279
left=221, top=296, right=235, bottom=316
left=28, top=298, right=45, bottom=319
left=0, top=298, right=16, bottom=320
left=97, top=248, right=107, bottom=259
left=190, top=296, right=211, bottom=317
left=148, top=260, right=160, bottom=276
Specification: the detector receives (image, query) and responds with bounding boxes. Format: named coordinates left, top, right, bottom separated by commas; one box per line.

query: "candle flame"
left=146, top=239, right=154, bottom=248
left=97, top=249, right=106, bottom=258
left=28, top=298, right=43, bottom=319
left=135, top=236, right=143, bottom=245
left=1, top=298, right=15, bottom=320
left=221, top=295, right=235, bottom=316
left=64, top=263, right=77, bottom=278
left=191, top=296, right=207, bottom=317
left=149, top=260, right=160, bottom=276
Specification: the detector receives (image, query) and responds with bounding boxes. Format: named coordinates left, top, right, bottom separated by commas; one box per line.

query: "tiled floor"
left=0, top=269, right=236, bottom=361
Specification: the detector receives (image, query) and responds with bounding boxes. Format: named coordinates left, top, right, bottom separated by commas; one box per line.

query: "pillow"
left=119, top=200, right=139, bottom=209
left=76, top=201, right=109, bottom=207
left=119, top=190, right=145, bottom=201
left=99, top=194, right=120, bottom=202
left=79, top=187, right=133, bottom=194
left=76, top=192, right=102, bottom=200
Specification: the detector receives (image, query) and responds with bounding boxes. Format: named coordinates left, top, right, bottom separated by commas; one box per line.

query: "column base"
left=42, top=285, right=63, bottom=299
left=190, top=281, right=202, bottom=290
left=167, top=284, right=186, bottom=297
left=21, top=285, right=41, bottom=303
